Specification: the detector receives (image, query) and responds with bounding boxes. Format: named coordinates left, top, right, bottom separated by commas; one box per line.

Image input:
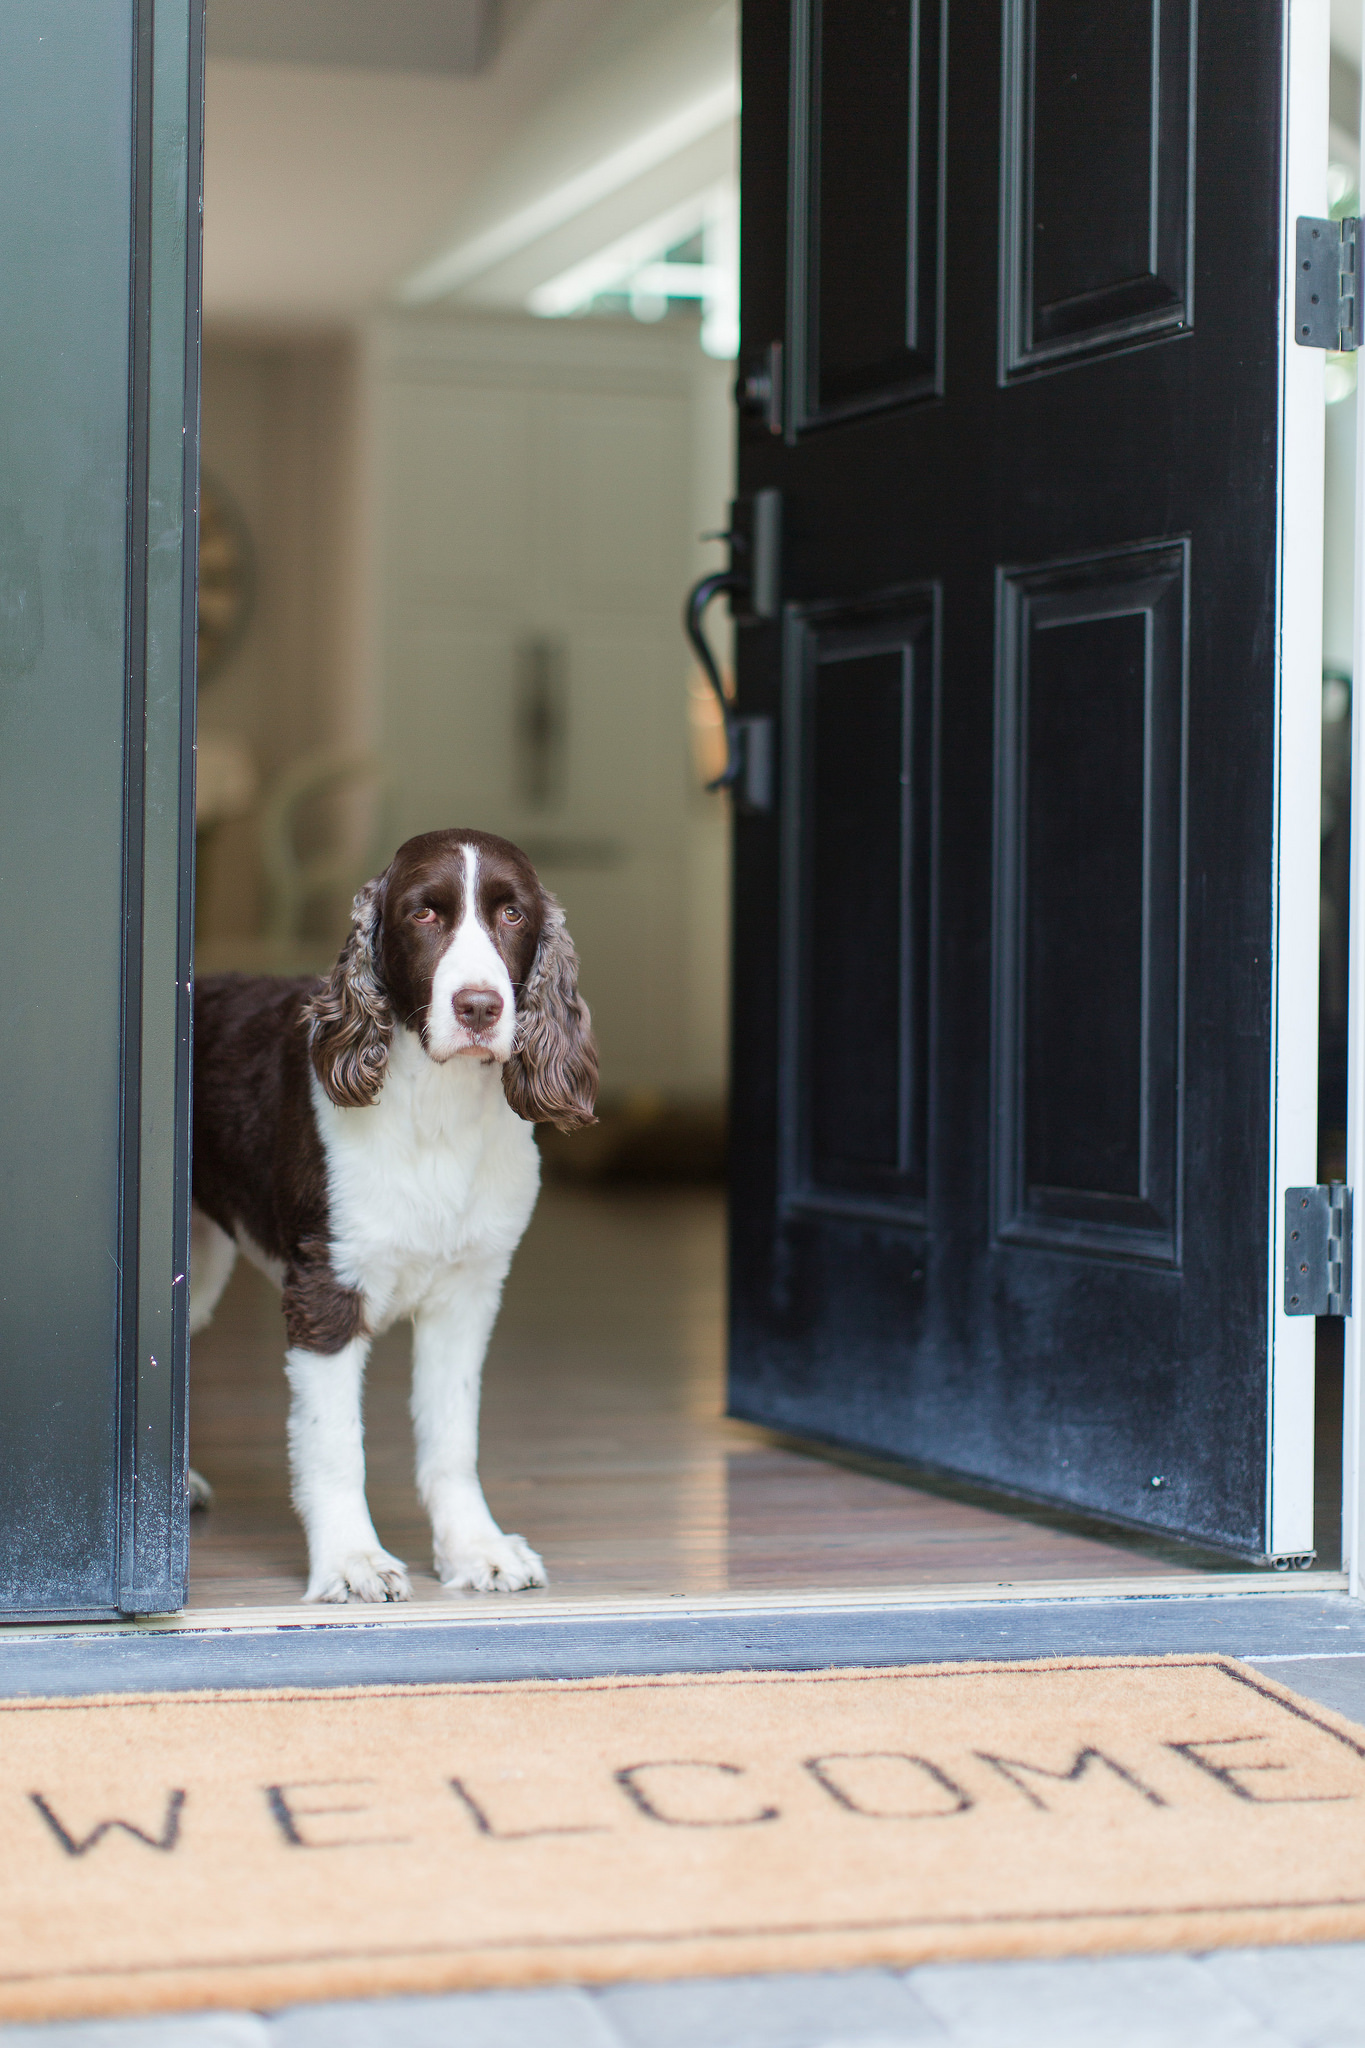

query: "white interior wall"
left=367, top=310, right=732, bottom=1101
left=1325, top=41, right=1360, bottom=680
left=1326, top=387, right=1357, bottom=678
left=202, top=0, right=735, bottom=326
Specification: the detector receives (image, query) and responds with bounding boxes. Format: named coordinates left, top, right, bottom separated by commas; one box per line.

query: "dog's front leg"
left=412, top=1265, right=547, bottom=1593
left=286, top=1337, right=411, bottom=1603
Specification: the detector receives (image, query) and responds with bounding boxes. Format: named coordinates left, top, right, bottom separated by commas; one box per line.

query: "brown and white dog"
left=189, top=828, right=596, bottom=1602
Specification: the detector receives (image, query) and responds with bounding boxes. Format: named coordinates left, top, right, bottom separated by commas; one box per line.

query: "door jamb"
left=1343, top=0, right=1365, bottom=1600
left=1268, top=0, right=1328, bottom=1561
left=117, top=0, right=202, bottom=1616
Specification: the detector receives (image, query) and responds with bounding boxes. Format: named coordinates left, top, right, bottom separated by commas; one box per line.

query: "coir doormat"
left=3, top=1655, right=1365, bottom=2020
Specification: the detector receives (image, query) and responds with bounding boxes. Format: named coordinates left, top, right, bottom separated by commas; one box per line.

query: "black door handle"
left=684, top=567, right=748, bottom=793
left=681, top=491, right=780, bottom=812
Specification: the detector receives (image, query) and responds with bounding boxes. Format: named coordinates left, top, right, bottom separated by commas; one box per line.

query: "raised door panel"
left=391, top=620, right=680, bottom=838
left=544, top=393, right=691, bottom=611
left=1001, top=0, right=1194, bottom=375
left=788, top=0, right=945, bottom=429
left=387, top=622, right=516, bottom=841
left=559, top=622, right=689, bottom=830
left=781, top=592, right=936, bottom=1223
left=994, top=541, right=1187, bottom=1263
left=385, top=384, right=530, bottom=609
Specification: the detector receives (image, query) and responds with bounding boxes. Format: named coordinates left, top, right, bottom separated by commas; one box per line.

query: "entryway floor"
left=187, top=1184, right=1293, bottom=1616
left=6, top=1948, right=1365, bottom=2048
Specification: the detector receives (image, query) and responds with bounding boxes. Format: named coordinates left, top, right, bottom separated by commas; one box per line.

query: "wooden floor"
left=188, top=1184, right=1249, bottom=1613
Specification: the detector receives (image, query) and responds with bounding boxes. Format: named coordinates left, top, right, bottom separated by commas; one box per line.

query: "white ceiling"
left=202, top=0, right=737, bottom=327
left=209, top=2, right=1349, bottom=332
left=208, top=0, right=501, bottom=76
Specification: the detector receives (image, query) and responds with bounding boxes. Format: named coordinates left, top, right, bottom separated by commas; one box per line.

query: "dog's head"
left=303, top=829, right=597, bottom=1132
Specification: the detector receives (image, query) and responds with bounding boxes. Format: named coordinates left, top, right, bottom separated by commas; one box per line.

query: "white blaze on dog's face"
left=379, top=833, right=545, bottom=1067
left=425, top=845, right=516, bottom=1062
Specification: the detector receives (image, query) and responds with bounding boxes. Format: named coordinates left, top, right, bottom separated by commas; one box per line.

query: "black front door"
left=729, top=0, right=1319, bottom=1560
left=0, top=1, right=202, bottom=1618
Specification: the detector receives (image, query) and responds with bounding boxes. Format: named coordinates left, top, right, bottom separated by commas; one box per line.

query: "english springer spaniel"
left=189, top=828, right=597, bottom=1602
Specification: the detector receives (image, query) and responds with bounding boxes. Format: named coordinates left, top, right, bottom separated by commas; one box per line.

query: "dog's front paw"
left=438, top=1532, right=547, bottom=1594
left=304, top=1548, right=412, bottom=1605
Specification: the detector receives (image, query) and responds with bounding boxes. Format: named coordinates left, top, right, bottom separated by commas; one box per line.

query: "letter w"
left=29, top=1788, right=185, bottom=1857
left=974, top=1748, right=1167, bottom=1812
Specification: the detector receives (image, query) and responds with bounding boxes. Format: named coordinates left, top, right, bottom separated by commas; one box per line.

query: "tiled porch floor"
left=7, top=1946, right=1365, bottom=2046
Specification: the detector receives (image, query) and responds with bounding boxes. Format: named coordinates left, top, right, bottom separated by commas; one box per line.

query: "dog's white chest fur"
left=313, top=1026, right=540, bottom=1330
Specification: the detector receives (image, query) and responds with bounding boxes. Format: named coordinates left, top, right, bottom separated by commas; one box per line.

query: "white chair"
left=196, top=748, right=390, bottom=979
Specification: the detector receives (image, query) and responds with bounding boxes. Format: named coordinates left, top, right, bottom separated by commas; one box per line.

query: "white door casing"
left=1269, top=0, right=1329, bottom=1561
left=1344, top=0, right=1365, bottom=1598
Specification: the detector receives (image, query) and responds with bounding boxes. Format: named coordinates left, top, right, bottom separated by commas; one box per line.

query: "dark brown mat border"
left=4, top=1655, right=1360, bottom=1752
left=7, top=1889, right=1365, bottom=1993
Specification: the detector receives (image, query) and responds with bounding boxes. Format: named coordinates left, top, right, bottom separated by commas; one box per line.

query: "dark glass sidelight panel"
left=0, top=1, right=199, bottom=1617
left=1024, top=613, right=1146, bottom=1199
left=789, top=0, right=944, bottom=428
left=0, top=3, right=135, bottom=1610
left=1001, top=0, right=1194, bottom=375
left=995, top=543, right=1186, bottom=1263
left=782, top=597, right=935, bottom=1221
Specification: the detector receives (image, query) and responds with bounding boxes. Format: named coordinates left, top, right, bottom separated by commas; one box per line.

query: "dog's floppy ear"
left=503, top=894, right=598, bottom=1133
left=303, top=874, right=393, bottom=1109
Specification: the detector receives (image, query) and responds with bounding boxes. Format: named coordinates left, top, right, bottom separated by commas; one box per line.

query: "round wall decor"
left=197, top=472, right=254, bottom=682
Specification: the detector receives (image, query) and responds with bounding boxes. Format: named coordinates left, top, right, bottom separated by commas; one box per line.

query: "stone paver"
left=1200, top=1943, right=1365, bottom=2046
left=1246, top=1657, right=1365, bottom=1731
left=597, top=1967, right=942, bottom=2045
left=267, top=1986, right=618, bottom=2048
left=0, top=2020, right=268, bottom=2048
left=905, top=1954, right=1295, bottom=2048
left=8, top=1948, right=1365, bottom=2047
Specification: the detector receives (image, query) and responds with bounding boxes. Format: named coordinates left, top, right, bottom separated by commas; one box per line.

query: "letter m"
left=974, top=1747, right=1167, bottom=1812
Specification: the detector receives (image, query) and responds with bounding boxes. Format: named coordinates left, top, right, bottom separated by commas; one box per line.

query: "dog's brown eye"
left=411, top=907, right=439, bottom=926
left=501, top=904, right=524, bottom=925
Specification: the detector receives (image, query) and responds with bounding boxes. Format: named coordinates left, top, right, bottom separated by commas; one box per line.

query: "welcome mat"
left=3, top=1656, right=1365, bottom=2021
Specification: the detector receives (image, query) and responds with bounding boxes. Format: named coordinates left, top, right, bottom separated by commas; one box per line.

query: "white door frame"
left=1270, top=0, right=1328, bottom=1562
left=1343, top=1, right=1365, bottom=1600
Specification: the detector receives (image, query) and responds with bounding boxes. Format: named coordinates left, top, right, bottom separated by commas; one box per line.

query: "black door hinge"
left=1295, top=218, right=1360, bottom=351
left=1284, top=1183, right=1353, bottom=1316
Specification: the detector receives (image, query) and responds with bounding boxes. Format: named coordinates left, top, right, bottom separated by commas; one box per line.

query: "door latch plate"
left=726, top=488, right=782, bottom=623
left=1284, top=1183, right=1352, bottom=1316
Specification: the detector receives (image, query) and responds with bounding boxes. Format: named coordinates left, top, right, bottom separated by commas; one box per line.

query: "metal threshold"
left=0, top=1569, right=1348, bottom=1643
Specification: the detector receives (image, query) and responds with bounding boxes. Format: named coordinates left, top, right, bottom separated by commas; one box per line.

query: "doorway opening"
left=185, top=0, right=1343, bottom=1619
left=1312, top=13, right=1363, bottom=1578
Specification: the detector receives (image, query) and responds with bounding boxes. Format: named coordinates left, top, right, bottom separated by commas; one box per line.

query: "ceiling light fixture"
left=527, top=182, right=738, bottom=360
left=526, top=188, right=723, bottom=318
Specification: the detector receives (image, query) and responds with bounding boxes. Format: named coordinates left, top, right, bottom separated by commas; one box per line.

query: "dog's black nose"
left=454, top=986, right=503, bottom=1033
